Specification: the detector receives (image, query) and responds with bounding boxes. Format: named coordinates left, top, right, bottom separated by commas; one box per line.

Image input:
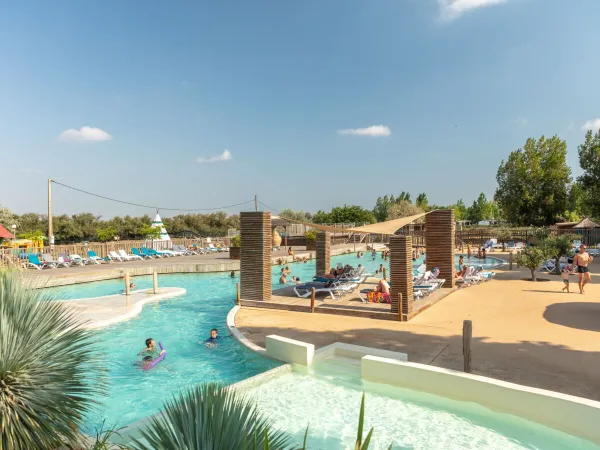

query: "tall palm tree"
left=131, top=382, right=292, bottom=450
left=0, top=270, right=104, bottom=449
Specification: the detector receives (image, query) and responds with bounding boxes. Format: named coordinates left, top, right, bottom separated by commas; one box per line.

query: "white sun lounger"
left=293, top=281, right=357, bottom=300
left=118, top=249, right=142, bottom=261
left=109, top=251, right=123, bottom=261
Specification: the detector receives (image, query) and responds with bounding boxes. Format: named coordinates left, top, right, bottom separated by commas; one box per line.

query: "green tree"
left=541, top=234, right=578, bottom=275
left=415, top=193, right=429, bottom=210
left=515, top=246, right=549, bottom=282
left=396, top=192, right=411, bottom=203
left=0, top=205, right=19, bottom=228
left=312, top=205, right=375, bottom=225
left=372, top=195, right=391, bottom=222
left=495, top=135, right=572, bottom=226
left=453, top=199, right=468, bottom=221
left=387, top=200, right=425, bottom=221
left=0, top=270, right=103, bottom=449
left=96, top=226, right=118, bottom=242
left=466, top=193, right=493, bottom=222
left=496, top=228, right=512, bottom=251
left=576, top=129, right=600, bottom=218
left=279, top=208, right=312, bottom=223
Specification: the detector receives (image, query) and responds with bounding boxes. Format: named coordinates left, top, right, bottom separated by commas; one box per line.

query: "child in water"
left=137, top=338, right=166, bottom=369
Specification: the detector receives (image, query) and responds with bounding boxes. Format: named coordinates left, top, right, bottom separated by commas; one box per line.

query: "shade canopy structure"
left=0, top=224, right=14, bottom=240
left=151, top=213, right=171, bottom=241
left=301, top=212, right=430, bottom=235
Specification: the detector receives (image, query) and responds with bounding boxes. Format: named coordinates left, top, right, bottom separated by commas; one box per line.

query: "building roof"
left=555, top=217, right=600, bottom=229
left=0, top=224, right=15, bottom=239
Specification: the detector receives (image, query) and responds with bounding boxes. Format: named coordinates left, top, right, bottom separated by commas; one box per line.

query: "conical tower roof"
left=152, top=213, right=171, bottom=241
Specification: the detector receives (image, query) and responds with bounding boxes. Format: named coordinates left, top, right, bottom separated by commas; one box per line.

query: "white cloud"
left=196, top=149, right=233, bottom=164
left=439, top=0, right=509, bottom=21
left=59, top=126, right=113, bottom=142
left=337, top=125, right=391, bottom=137
left=582, top=118, right=600, bottom=132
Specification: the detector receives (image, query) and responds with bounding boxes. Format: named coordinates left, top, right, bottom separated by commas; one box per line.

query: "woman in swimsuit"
left=574, top=244, right=593, bottom=294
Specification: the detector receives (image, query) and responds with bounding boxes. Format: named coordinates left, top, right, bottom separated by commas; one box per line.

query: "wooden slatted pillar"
left=316, top=231, right=331, bottom=276
left=425, top=209, right=455, bottom=288
left=240, top=212, right=272, bottom=301
left=389, top=235, right=413, bottom=320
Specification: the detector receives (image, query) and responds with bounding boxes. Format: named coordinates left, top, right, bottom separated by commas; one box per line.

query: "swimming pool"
left=50, top=253, right=502, bottom=300
left=241, top=356, right=600, bottom=450
left=43, top=253, right=504, bottom=433
left=63, top=272, right=281, bottom=433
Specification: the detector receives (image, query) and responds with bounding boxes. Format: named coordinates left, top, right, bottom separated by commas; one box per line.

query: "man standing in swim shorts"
left=574, top=244, right=593, bottom=294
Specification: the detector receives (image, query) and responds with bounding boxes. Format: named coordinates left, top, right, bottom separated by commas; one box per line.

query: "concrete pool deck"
left=59, top=287, right=186, bottom=329
left=235, top=258, right=600, bottom=401
left=27, top=244, right=367, bottom=287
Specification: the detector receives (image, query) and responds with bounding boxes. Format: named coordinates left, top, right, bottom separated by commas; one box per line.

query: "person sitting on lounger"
left=376, top=279, right=390, bottom=295
left=288, top=248, right=294, bottom=256
left=456, top=265, right=468, bottom=279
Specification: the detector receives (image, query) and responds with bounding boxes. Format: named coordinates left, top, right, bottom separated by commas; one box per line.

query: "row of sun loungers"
left=22, top=244, right=228, bottom=270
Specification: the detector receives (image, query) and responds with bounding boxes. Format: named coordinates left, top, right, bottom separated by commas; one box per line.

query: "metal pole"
left=48, top=178, right=53, bottom=249
left=254, top=195, right=258, bottom=212
left=310, top=287, right=316, bottom=313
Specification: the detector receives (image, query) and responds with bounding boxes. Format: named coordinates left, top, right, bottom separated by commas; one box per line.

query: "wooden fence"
left=0, top=237, right=231, bottom=268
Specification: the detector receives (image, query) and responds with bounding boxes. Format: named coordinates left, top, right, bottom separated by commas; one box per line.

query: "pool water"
left=242, top=357, right=599, bottom=450
left=59, top=272, right=282, bottom=433
left=42, top=253, right=504, bottom=433
left=50, top=254, right=501, bottom=301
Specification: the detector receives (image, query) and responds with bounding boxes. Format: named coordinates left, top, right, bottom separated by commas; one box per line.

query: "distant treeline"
left=1, top=211, right=239, bottom=244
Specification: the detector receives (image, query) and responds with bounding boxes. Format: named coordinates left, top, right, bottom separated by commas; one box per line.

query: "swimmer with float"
left=138, top=338, right=166, bottom=370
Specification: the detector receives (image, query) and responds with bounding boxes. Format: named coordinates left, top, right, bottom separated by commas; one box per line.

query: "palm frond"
left=0, top=270, right=105, bottom=449
left=131, top=382, right=292, bottom=450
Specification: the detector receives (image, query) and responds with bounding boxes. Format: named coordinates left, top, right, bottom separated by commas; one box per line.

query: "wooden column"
left=240, top=212, right=272, bottom=301
left=316, top=231, right=331, bottom=276
left=389, top=235, right=413, bottom=320
left=426, top=210, right=455, bottom=288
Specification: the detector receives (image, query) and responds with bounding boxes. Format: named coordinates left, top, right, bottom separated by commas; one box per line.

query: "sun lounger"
left=108, top=251, right=124, bottom=261
left=69, top=254, right=89, bottom=265
left=117, top=249, right=140, bottom=261
left=146, top=248, right=167, bottom=258
left=140, top=247, right=158, bottom=259
left=132, top=248, right=152, bottom=259
left=58, top=253, right=81, bottom=266
left=539, top=259, right=556, bottom=272
left=24, top=254, right=53, bottom=270
left=42, top=253, right=69, bottom=268
left=293, top=281, right=357, bottom=300
left=206, top=243, right=220, bottom=253
left=87, top=250, right=110, bottom=264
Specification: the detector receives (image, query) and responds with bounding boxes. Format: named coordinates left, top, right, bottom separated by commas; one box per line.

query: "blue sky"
left=1, top=0, right=599, bottom=218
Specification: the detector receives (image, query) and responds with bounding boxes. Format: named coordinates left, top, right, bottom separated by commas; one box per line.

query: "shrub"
left=305, top=229, right=317, bottom=242
left=515, top=247, right=549, bottom=281
left=0, top=270, right=104, bottom=449
left=231, top=234, right=241, bottom=247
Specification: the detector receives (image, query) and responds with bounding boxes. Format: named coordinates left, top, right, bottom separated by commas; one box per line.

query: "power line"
left=51, top=180, right=255, bottom=212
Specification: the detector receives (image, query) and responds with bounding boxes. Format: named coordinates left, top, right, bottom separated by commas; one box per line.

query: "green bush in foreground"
left=0, top=270, right=104, bottom=449
left=129, top=383, right=389, bottom=450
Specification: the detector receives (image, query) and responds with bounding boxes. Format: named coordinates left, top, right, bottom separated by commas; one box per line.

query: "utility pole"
left=254, top=194, right=258, bottom=212
left=48, top=178, right=54, bottom=248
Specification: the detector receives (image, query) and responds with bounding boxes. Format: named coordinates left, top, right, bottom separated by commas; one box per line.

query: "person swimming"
left=137, top=338, right=166, bottom=369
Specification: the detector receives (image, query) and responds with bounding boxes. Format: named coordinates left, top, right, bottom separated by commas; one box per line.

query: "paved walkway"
left=236, top=259, right=600, bottom=401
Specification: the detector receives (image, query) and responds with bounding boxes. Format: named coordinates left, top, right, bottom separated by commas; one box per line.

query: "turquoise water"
left=42, top=253, right=504, bottom=433
left=243, top=357, right=600, bottom=450
left=51, top=254, right=502, bottom=301
left=56, top=272, right=282, bottom=432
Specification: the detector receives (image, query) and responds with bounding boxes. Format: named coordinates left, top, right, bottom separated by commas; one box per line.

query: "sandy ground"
left=236, top=257, right=600, bottom=401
